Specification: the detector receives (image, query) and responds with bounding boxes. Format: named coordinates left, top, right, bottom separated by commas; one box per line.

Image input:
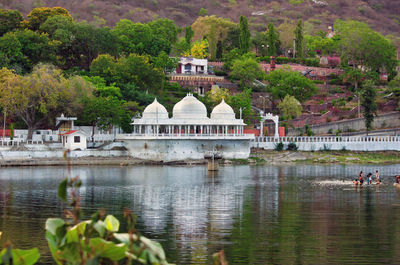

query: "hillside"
left=1, top=0, right=400, bottom=36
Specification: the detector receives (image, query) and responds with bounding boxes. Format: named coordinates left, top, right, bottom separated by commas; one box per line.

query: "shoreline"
left=0, top=149, right=399, bottom=167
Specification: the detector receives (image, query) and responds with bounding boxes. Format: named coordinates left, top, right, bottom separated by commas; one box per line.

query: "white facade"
left=117, top=94, right=254, bottom=161
left=178, top=57, right=208, bottom=75
left=61, top=130, right=87, bottom=150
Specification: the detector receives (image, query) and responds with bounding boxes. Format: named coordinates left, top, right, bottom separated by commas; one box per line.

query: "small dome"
left=142, top=98, right=169, bottom=119
left=211, top=99, right=235, bottom=120
left=173, top=93, right=208, bottom=119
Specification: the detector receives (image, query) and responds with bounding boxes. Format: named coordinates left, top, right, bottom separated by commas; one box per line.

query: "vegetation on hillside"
left=0, top=5, right=398, bottom=135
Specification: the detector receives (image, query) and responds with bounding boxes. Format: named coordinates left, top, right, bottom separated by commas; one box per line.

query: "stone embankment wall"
left=288, top=112, right=400, bottom=135
left=0, top=150, right=129, bottom=160
left=252, top=136, right=400, bottom=151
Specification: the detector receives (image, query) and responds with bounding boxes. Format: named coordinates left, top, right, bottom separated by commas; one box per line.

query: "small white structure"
left=260, top=112, right=280, bottom=138
left=178, top=57, right=208, bottom=75
left=60, top=130, right=87, bottom=150
left=56, top=113, right=77, bottom=134
left=117, top=94, right=254, bottom=161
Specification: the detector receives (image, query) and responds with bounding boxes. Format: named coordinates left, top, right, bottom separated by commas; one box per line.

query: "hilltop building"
left=117, top=94, right=254, bottom=161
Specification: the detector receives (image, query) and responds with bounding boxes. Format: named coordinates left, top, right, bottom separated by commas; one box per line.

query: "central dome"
left=142, top=98, right=169, bottom=119
left=172, top=93, right=208, bottom=119
left=211, top=99, right=236, bottom=120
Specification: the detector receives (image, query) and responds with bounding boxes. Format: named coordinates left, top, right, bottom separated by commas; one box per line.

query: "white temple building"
left=117, top=93, right=254, bottom=161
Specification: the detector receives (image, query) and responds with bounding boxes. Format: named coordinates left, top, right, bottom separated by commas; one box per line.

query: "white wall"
left=0, top=150, right=128, bottom=159
left=252, top=136, right=400, bottom=151
left=123, top=138, right=250, bottom=161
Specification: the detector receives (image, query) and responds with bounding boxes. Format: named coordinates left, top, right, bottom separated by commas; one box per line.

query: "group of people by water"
left=354, top=170, right=400, bottom=186
left=353, top=170, right=381, bottom=186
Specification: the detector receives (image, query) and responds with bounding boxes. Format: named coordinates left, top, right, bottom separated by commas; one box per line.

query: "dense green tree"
left=222, top=48, right=241, bottom=71
left=304, top=35, right=337, bottom=57
left=41, top=16, right=117, bottom=69
left=23, top=7, right=72, bottom=31
left=83, top=76, right=122, bottom=98
left=265, top=69, right=317, bottom=102
left=148, top=18, right=178, bottom=44
left=360, top=80, right=377, bottom=133
left=0, top=9, right=23, bottom=36
left=112, top=19, right=170, bottom=57
left=184, top=25, right=194, bottom=45
left=342, top=67, right=364, bottom=117
left=251, top=32, right=268, bottom=56
left=216, top=40, right=223, bottom=60
left=152, top=51, right=179, bottom=74
left=0, top=64, right=92, bottom=139
left=239, top=15, right=251, bottom=54
left=277, top=95, right=302, bottom=119
left=191, top=15, right=236, bottom=59
left=230, top=55, right=266, bottom=88
left=388, top=74, right=400, bottom=109
left=267, top=23, right=280, bottom=57
left=172, top=37, right=190, bottom=57
left=230, top=88, right=254, bottom=123
left=222, top=26, right=240, bottom=53
left=90, top=54, right=164, bottom=97
left=0, top=32, right=25, bottom=72
left=15, top=29, right=57, bottom=69
left=335, top=19, right=397, bottom=78
left=294, top=19, right=304, bottom=58
left=81, top=96, right=125, bottom=134
left=277, top=20, right=295, bottom=56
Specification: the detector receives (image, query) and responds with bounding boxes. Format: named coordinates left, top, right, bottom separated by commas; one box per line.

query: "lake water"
left=1, top=164, right=400, bottom=264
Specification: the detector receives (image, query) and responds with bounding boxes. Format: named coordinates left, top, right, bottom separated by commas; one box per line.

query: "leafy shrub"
left=276, top=57, right=290, bottom=64
left=328, top=128, right=333, bottom=134
left=287, top=142, right=298, bottom=151
left=301, top=58, right=320, bottom=67
left=214, top=70, right=228, bottom=76
left=274, top=142, right=284, bottom=151
left=198, top=7, right=208, bottom=16
left=289, top=0, right=304, bottom=5
left=313, top=80, right=324, bottom=84
left=346, top=95, right=353, bottom=101
left=304, top=124, right=314, bottom=136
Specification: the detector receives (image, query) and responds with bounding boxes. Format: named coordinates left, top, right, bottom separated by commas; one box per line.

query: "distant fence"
left=287, top=112, right=400, bottom=136
left=252, top=136, right=400, bottom=151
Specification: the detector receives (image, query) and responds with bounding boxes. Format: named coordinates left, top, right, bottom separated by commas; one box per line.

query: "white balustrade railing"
left=253, top=136, right=400, bottom=143
left=119, top=133, right=248, bottom=138
left=252, top=136, right=400, bottom=151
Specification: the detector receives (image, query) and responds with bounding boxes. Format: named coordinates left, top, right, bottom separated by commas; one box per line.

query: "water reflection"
left=1, top=164, right=400, bottom=264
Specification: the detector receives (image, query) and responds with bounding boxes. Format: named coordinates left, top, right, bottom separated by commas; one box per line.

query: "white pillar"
left=274, top=118, right=279, bottom=138
left=260, top=117, right=264, bottom=137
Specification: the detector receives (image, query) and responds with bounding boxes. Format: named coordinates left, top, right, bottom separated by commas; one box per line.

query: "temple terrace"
left=117, top=93, right=254, bottom=161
